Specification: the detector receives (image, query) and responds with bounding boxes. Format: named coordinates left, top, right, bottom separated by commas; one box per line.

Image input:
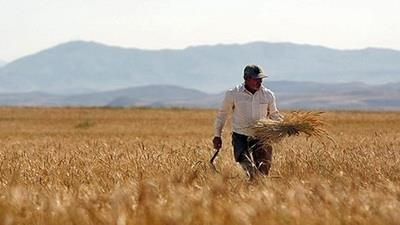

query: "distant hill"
left=62, top=85, right=209, bottom=106
left=0, top=82, right=399, bottom=109
left=268, top=81, right=400, bottom=109
left=0, top=60, right=6, bottom=67
left=0, top=41, right=400, bottom=94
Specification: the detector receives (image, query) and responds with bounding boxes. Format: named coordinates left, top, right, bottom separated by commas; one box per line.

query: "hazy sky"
left=1, top=0, right=399, bottom=61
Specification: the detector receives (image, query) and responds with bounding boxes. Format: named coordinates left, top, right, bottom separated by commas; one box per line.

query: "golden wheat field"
left=0, top=107, right=399, bottom=225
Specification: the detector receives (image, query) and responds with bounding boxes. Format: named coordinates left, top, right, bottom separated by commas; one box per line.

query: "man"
left=213, top=64, right=282, bottom=179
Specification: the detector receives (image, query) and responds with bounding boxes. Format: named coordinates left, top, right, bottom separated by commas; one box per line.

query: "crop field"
left=0, top=107, right=399, bottom=225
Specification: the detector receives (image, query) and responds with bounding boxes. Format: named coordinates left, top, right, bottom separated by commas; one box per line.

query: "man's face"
left=245, top=77, right=262, bottom=91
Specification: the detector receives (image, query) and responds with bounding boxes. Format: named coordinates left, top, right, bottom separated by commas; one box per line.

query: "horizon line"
left=2, top=39, right=400, bottom=63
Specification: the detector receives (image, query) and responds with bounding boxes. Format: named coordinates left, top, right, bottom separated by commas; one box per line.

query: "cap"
left=243, top=64, right=267, bottom=79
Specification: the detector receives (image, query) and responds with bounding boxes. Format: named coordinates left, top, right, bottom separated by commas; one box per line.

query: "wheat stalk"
left=251, top=111, right=330, bottom=146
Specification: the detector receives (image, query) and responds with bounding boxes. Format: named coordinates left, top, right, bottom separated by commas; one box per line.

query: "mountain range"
left=0, top=40, right=399, bottom=109
left=0, top=41, right=399, bottom=94
left=0, top=82, right=399, bottom=109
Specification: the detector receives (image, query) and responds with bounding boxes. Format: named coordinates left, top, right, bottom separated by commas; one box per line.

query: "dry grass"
left=252, top=111, right=331, bottom=147
left=0, top=107, right=399, bottom=225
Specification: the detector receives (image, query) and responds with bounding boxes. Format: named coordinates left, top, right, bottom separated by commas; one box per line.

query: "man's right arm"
left=213, top=90, right=234, bottom=149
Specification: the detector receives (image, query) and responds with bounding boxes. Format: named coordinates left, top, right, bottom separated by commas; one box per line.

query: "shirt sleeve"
left=214, top=90, right=234, bottom=137
left=267, top=91, right=283, bottom=121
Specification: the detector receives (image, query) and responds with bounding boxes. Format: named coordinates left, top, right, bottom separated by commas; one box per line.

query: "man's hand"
left=212, top=136, right=222, bottom=150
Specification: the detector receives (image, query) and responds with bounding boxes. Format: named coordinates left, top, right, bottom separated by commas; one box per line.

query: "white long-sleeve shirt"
left=214, top=83, right=282, bottom=137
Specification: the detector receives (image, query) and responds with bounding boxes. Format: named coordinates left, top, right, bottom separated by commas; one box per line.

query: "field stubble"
left=0, top=107, right=399, bottom=225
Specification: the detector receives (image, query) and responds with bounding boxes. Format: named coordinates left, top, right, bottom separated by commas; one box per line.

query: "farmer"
left=213, top=64, right=283, bottom=179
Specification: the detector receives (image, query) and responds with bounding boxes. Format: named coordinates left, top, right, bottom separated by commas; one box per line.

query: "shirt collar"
left=239, top=83, right=265, bottom=94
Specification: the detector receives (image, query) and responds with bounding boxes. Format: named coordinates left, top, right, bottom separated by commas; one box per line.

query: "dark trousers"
left=232, top=132, right=273, bottom=176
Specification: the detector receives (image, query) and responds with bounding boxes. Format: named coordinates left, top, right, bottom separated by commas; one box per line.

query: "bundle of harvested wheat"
left=251, top=111, right=329, bottom=146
